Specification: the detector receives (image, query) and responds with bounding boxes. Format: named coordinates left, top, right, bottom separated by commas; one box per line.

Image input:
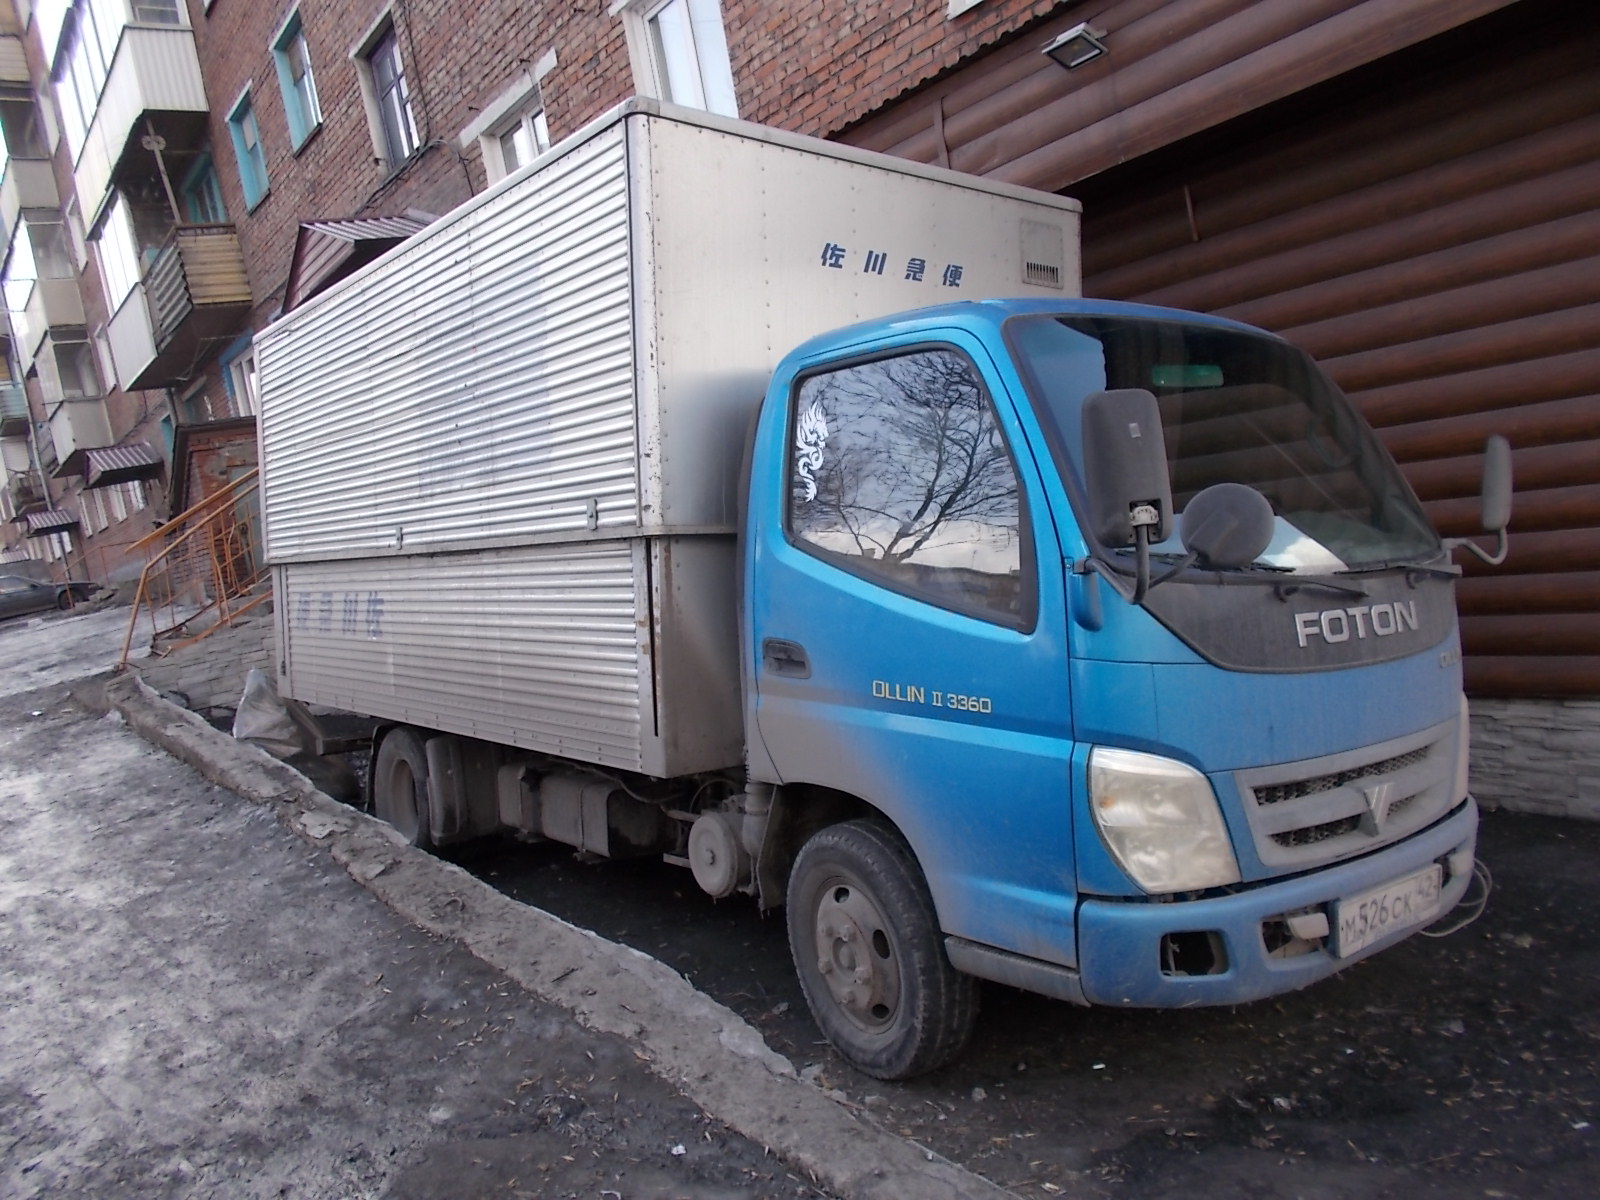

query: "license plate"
left=1333, top=864, right=1443, bottom=958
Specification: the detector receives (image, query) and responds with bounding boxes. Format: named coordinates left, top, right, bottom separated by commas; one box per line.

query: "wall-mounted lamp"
left=1042, top=22, right=1108, bottom=70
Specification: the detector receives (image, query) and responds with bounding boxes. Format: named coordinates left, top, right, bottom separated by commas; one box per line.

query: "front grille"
left=1273, top=815, right=1361, bottom=848
left=1235, top=718, right=1460, bottom=871
left=1255, top=747, right=1430, bottom=806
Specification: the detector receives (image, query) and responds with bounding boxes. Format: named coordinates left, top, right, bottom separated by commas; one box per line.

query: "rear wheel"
left=55, top=589, right=74, bottom=610
left=786, top=819, right=977, bottom=1079
left=372, top=728, right=433, bottom=849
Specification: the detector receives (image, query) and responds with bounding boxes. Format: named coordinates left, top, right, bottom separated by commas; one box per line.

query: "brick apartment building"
left=0, top=0, right=1592, bottom=808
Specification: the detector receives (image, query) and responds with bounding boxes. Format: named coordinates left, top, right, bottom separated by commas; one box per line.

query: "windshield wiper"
left=1273, top=576, right=1370, bottom=602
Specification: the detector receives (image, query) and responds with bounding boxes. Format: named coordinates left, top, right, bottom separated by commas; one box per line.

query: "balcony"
left=5, top=470, right=45, bottom=516
left=107, top=225, right=252, bottom=392
left=0, top=381, right=27, bottom=437
left=1, top=158, right=59, bottom=243
left=47, top=396, right=113, bottom=477
left=18, top=279, right=85, bottom=360
left=0, top=34, right=25, bottom=85
left=73, top=25, right=209, bottom=228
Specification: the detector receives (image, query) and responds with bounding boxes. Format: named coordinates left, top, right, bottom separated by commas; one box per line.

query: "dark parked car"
left=0, top=574, right=99, bottom=620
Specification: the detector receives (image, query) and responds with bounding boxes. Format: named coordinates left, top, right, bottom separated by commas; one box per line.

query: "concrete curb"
left=95, top=672, right=1013, bottom=1200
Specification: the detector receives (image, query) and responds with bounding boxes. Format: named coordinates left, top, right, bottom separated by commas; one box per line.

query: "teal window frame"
left=227, top=91, right=269, bottom=210
left=272, top=12, right=322, bottom=150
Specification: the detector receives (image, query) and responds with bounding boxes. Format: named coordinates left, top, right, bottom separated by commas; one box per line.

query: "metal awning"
left=85, top=442, right=164, bottom=488
left=0, top=544, right=32, bottom=562
left=24, top=508, right=77, bottom=535
left=282, top=214, right=431, bottom=312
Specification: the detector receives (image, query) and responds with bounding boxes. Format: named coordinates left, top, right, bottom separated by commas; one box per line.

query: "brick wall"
left=188, top=1, right=1068, bottom=318
left=724, top=0, right=1063, bottom=137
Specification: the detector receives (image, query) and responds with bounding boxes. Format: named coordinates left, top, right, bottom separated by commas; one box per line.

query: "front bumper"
left=1075, top=799, right=1478, bottom=1007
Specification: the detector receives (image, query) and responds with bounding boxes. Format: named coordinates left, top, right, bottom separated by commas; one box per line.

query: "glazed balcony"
left=18, top=278, right=85, bottom=360
left=73, top=24, right=208, bottom=227
left=0, top=158, right=59, bottom=243
left=48, top=396, right=114, bottom=478
left=106, top=224, right=252, bottom=392
left=5, top=469, right=45, bottom=516
left=0, top=381, right=27, bottom=437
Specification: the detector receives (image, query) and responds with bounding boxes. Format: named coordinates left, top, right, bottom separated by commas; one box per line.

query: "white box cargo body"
left=257, top=100, right=1081, bottom=779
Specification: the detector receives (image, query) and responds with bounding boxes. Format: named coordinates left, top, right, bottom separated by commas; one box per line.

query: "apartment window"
left=94, top=192, right=142, bottom=311
left=131, top=0, right=184, bottom=23
left=223, top=342, right=258, bottom=416
left=107, top=483, right=127, bottom=522
left=54, top=339, right=102, bottom=399
left=481, top=88, right=551, bottom=182
left=227, top=91, right=269, bottom=210
left=180, top=153, right=226, bottom=224
left=359, top=23, right=418, bottom=169
left=272, top=12, right=322, bottom=149
left=84, top=488, right=107, bottom=534
left=622, top=0, right=738, bottom=117
left=30, top=221, right=74, bottom=280
left=0, top=98, right=48, bottom=159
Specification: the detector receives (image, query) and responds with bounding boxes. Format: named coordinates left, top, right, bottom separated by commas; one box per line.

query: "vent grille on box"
left=1025, top=261, right=1062, bottom=287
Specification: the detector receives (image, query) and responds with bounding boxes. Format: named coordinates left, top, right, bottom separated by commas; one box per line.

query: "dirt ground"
left=456, top=809, right=1600, bottom=1198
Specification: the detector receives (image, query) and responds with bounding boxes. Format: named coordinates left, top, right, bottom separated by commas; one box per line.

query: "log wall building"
left=842, top=0, right=1599, bottom=813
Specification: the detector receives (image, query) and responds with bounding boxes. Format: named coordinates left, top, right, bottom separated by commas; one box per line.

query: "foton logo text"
left=1294, top=601, right=1419, bottom=648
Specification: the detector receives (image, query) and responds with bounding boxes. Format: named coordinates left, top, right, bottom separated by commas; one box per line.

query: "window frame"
left=353, top=17, right=419, bottom=172
left=615, top=0, right=738, bottom=118
left=226, top=88, right=269, bottom=211
left=271, top=10, right=322, bottom=151
left=782, top=343, right=1038, bottom=633
left=221, top=337, right=258, bottom=416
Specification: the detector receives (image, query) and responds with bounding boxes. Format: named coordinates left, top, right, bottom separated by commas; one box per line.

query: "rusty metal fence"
left=117, top=468, right=266, bottom=669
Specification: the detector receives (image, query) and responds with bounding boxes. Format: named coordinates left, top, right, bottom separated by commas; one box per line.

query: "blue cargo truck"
left=258, top=102, right=1505, bottom=1079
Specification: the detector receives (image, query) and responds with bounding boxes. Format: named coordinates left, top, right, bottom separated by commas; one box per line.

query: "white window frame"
left=107, top=481, right=126, bottom=522
left=457, top=51, right=557, bottom=185
left=92, top=191, right=141, bottom=313
left=613, top=0, right=738, bottom=118
left=225, top=344, right=258, bottom=416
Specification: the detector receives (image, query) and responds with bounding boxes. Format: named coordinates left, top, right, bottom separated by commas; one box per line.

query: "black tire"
left=55, top=589, right=74, bottom=610
left=786, top=819, right=978, bottom=1080
left=372, top=727, right=433, bottom=849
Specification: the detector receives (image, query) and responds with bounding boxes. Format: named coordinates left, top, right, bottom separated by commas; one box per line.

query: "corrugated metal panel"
left=277, top=541, right=649, bottom=771
left=258, top=122, right=637, bottom=561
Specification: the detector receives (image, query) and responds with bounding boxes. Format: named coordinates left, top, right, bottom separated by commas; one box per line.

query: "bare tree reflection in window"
left=790, top=350, right=1025, bottom=621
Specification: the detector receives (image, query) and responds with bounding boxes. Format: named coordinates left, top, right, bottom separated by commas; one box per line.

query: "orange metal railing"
left=117, top=468, right=267, bottom=669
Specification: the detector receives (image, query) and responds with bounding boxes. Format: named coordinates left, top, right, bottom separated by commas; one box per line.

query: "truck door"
left=748, top=337, right=1077, bottom=968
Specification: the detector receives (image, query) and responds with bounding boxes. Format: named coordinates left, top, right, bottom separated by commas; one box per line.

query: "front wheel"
left=786, top=819, right=977, bottom=1080
left=55, top=589, right=75, bottom=610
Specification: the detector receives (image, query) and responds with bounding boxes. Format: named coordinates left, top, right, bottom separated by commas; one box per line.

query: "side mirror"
left=1180, top=482, right=1276, bottom=570
left=1444, top=435, right=1512, bottom=566
left=1080, top=389, right=1173, bottom=547
left=1481, top=434, right=1512, bottom=533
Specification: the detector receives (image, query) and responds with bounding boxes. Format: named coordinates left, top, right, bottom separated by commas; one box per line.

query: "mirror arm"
left=1131, top=524, right=1151, bottom=603
left=1443, top=527, right=1509, bottom=567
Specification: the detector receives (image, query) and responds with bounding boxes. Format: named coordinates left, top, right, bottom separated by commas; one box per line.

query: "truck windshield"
left=1008, top=314, right=1440, bottom=573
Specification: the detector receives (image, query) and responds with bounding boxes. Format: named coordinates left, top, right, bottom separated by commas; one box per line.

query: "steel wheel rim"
left=809, top=870, right=901, bottom=1035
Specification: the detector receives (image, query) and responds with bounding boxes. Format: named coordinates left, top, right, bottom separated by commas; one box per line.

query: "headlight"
left=1089, top=747, right=1241, bottom=893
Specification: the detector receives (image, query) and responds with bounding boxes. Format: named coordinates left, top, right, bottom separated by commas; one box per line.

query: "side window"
left=787, top=349, right=1030, bottom=626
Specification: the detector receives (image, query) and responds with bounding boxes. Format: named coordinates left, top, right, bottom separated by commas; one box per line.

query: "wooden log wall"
left=842, top=0, right=1599, bottom=699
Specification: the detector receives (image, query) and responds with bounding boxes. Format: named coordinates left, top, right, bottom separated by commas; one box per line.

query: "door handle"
left=762, top=638, right=811, bottom=678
